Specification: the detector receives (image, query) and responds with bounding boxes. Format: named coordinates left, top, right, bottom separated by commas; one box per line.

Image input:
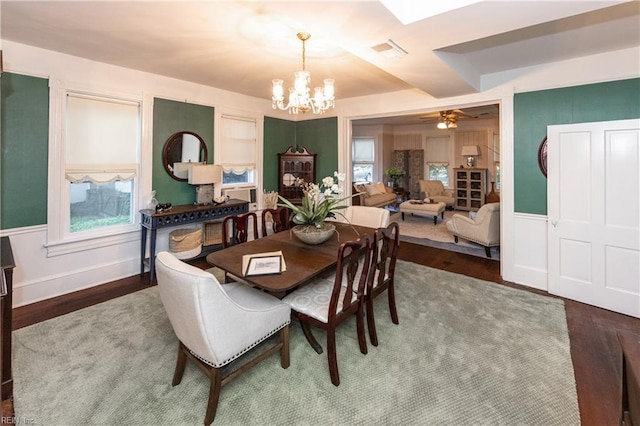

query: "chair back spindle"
left=261, top=207, right=291, bottom=237
left=222, top=212, right=258, bottom=247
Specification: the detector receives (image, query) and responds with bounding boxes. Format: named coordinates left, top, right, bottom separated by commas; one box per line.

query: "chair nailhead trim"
left=190, top=321, right=290, bottom=368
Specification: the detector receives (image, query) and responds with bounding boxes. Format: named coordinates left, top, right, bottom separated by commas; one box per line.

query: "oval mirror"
left=162, top=131, right=208, bottom=181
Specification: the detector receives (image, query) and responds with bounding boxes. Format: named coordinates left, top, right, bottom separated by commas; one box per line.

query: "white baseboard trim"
left=12, top=257, right=140, bottom=308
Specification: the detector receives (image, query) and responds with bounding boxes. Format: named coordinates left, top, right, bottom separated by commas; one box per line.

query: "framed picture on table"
left=243, top=254, right=283, bottom=276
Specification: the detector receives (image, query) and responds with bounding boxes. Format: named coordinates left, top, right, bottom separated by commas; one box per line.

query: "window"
left=47, top=88, right=141, bottom=256
left=492, top=132, right=500, bottom=191
left=425, top=136, right=450, bottom=186
left=428, top=163, right=449, bottom=187
left=352, top=137, right=374, bottom=183
left=219, top=115, right=256, bottom=186
left=65, top=95, right=138, bottom=233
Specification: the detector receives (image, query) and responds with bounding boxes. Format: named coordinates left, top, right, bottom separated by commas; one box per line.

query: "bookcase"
left=454, top=168, right=487, bottom=211
left=278, top=146, right=316, bottom=205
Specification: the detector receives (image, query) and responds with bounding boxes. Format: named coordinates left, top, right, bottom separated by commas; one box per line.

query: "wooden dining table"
left=206, top=222, right=373, bottom=293
left=206, top=222, right=374, bottom=354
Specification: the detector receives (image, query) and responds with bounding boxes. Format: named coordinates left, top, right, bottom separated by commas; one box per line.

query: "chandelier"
left=272, top=32, right=335, bottom=115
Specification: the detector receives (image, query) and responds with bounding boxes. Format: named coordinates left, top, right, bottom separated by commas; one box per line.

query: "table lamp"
left=461, top=145, right=480, bottom=168
left=188, top=164, right=222, bottom=205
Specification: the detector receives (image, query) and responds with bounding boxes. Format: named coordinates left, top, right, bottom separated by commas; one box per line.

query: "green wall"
left=514, top=78, right=640, bottom=214
left=1, top=73, right=49, bottom=229
left=296, top=117, right=339, bottom=181
left=263, top=116, right=338, bottom=191
left=8, top=70, right=635, bottom=226
left=263, top=117, right=296, bottom=192
left=152, top=98, right=214, bottom=206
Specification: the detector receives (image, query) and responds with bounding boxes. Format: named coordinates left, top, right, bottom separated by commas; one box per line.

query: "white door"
left=548, top=119, right=640, bottom=318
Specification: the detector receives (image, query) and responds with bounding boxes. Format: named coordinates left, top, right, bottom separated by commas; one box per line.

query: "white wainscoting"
left=510, top=212, right=549, bottom=291
left=2, top=226, right=141, bottom=307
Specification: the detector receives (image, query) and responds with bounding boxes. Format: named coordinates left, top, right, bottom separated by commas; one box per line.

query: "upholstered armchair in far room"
left=446, top=202, right=500, bottom=258
left=418, top=180, right=455, bottom=208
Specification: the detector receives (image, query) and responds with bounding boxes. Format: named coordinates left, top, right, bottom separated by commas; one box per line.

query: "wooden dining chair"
left=221, top=212, right=258, bottom=282
left=282, top=235, right=372, bottom=386
left=365, top=222, right=400, bottom=347
left=222, top=212, right=258, bottom=248
left=261, top=207, right=290, bottom=237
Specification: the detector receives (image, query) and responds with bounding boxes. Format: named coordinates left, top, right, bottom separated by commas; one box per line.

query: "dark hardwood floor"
left=10, top=241, right=639, bottom=424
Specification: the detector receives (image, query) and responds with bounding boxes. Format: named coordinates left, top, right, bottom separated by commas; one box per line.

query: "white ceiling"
left=2, top=1, right=638, bottom=106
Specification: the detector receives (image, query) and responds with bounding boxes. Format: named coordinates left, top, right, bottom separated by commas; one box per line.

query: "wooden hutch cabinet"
left=278, top=146, right=316, bottom=204
left=454, top=168, right=487, bottom=211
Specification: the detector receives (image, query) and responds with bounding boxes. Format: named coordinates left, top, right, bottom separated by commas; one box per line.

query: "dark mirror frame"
left=162, top=131, right=208, bottom=182
left=538, top=136, right=548, bottom=178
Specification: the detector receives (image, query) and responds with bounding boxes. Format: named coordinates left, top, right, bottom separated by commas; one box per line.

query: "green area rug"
left=13, top=261, right=578, bottom=425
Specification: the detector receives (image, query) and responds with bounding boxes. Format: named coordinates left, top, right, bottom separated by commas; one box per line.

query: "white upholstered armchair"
left=446, top=203, right=500, bottom=258
left=155, top=251, right=291, bottom=425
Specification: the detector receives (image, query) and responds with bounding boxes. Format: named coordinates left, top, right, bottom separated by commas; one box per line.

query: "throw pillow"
left=354, top=183, right=367, bottom=194
left=365, top=182, right=386, bottom=196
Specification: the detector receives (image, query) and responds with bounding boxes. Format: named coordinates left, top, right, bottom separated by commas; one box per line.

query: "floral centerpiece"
left=278, top=172, right=352, bottom=244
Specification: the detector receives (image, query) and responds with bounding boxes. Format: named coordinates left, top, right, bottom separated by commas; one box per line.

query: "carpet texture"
left=391, top=211, right=501, bottom=259
left=13, top=261, right=578, bottom=425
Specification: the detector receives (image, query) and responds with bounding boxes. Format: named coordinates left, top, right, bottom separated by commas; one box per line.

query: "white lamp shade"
left=188, top=164, right=222, bottom=185
left=173, top=162, right=191, bottom=179
left=461, top=145, right=480, bottom=156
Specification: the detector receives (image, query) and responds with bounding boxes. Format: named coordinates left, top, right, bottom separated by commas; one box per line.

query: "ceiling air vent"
left=371, top=39, right=408, bottom=58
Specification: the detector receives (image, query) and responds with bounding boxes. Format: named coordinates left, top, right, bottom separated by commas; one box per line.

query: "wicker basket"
left=169, top=228, right=202, bottom=259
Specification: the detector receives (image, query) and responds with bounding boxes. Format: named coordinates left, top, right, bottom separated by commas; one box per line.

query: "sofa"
left=446, top=202, right=500, bottom=258
left=418, top=180, right=455, bottom=208
left=352, top=182, right=396, bottom=208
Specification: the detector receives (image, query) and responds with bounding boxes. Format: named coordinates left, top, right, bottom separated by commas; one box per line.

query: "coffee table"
left=399, top=200, right=446, bottom=225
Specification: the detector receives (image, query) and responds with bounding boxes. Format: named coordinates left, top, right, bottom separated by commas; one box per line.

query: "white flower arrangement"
left=278, top=172, right=351, bottom=228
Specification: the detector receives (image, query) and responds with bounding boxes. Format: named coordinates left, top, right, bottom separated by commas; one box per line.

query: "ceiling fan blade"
left=418, top=112, right=442, bottom=120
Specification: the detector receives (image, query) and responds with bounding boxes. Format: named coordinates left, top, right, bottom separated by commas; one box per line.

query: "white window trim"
left=45, top=81, right=144, bottom=257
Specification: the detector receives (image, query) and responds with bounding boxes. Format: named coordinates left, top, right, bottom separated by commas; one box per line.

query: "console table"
left=140, top=199, right=249, bottom=284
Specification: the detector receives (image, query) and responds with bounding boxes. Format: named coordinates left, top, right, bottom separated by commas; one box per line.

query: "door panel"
left=548, top=119, right=639, bottom=318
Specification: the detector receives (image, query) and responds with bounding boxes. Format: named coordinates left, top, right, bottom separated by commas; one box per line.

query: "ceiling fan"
left=420, top=109, right=482, bottom=129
